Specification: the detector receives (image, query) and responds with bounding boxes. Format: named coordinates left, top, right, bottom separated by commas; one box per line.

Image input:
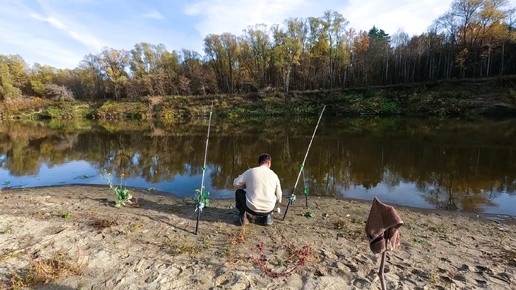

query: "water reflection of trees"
left=0, top=118, right=515, bottom=213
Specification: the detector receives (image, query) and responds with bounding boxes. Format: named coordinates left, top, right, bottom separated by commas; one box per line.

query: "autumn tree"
left=351, top=32, right=370, bottom=86
left=367, top=26, right=391, bottom=84
left=78, top=53, right=107, bottom=100
left=179, top=49, right=215, bottom=95
left=98, top=47, right=130, bottom=100
left=0, top=55, right=28, bottom=100
left=319, top=10, right=349, bottom=88
left=128, top=43, right=182, bottom=98
left=203, top=33, right=239, bottom=94
left=241, top=24, right=272, bottom=90
left=29, top=63, right=57, bottom=96
left=53, top=68, right=89, bottom=100
left=304, top=16, right=328, bottom=90
left=391, top=30, right=410, bottom=83
left=271, top=18, right=305, bottom=93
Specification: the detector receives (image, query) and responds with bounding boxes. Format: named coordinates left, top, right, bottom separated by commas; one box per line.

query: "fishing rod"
left=302, top=168, right=308, bottom=208
left=195, top=101, right=213, bottom=235
left=282, top=104, right=326, bottom=221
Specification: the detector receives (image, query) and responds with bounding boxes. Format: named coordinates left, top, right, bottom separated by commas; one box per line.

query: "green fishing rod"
left=302, top=168, right=308, bottom=208
left=195, top=101, right=213, bottom=235
left=282, top=104, right=326, bottom=221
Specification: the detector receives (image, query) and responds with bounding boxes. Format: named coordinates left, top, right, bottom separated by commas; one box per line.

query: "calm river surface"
left=0, top=117, right=515, bottom=216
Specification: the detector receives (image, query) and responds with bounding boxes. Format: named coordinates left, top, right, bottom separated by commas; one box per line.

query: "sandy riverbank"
left=0, top=185, right=514, bottom=289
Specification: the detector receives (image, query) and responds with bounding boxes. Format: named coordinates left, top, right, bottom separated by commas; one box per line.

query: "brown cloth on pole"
left=365, top=197, right=404, bottom=254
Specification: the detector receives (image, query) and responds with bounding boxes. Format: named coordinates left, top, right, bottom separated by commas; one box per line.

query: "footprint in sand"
left=215, top=271, right=250, bottom=290
left=453, top=273, right=467, bottom=282
left=352, top=278, right=371, bottom=288
left=475, top=265, right=494, bottom=275
left=411, top=268, right=431, bottom=280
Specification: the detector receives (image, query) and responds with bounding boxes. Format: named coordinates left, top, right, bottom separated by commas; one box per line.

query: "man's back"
left=234, top=165, right=282, bottom=213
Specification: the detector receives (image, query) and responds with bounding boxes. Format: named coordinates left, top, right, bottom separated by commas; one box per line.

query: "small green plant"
left=338, top=93, right=360, bottom=102
left=129, top=223, right=144, bottom=232
left=42, top=106, right=62, bottom=119
left=414, top=237, right=425, bottom=243
left=103, top=172, right=133, bottom=208
left=381, top=101, right=398, bottom=114
left=164, top=110, right=175, bottom=120
left=61, top=211, right=71, bottom=219
left=333, top=219, right=346, bottom=229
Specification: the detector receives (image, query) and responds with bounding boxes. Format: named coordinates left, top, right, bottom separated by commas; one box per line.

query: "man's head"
left=258, top=153, right=272, bottom=167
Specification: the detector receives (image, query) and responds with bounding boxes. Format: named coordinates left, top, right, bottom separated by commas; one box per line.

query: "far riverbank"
left=1, top=76, right=516, bottom=121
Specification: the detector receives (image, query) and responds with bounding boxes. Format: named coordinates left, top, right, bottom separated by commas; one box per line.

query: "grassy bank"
left=2, top=76, right=516, bottom=121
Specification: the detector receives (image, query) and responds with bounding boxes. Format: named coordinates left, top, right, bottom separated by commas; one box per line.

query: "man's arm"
left=275, top=178, right=282, bottom=204
left=233, top=172, right=246, bottom=189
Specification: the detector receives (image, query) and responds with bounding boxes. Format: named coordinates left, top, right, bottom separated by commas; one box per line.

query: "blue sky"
left=1, top=0, right=515, bottom=69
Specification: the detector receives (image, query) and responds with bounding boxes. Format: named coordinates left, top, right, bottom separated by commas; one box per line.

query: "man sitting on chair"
left=234, top=153, right=282, bottom=226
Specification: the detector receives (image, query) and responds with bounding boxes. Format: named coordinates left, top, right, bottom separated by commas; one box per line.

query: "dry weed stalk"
left=228, top=224, right=248, bottom=246
left=222, top=225, right=249, bottom=264
left=90, top=218, right=118, bottom=229
left=163, top=235, right=211, bottom=256
left=147, top=96, right=163, bottom=106
left=10, top=250, right=87, bottom=289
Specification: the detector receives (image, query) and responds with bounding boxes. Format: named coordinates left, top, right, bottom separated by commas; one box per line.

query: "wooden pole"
left=379, top=250, right=387, bottom=290
left=379, top=237, right=389, bottom=290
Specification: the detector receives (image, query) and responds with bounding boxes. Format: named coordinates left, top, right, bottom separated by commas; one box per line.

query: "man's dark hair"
left=258, top=153, right=271, bottom=165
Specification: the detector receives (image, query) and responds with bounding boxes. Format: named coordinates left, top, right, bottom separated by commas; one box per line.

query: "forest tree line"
left=1, top=0, right=516, bottom=102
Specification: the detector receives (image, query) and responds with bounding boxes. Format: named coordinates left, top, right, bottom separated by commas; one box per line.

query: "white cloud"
left=30, top=13, right=67, bottom=30
left=184, top=0, right=312, bottom=37
left=143, top=10, right=165, bottom=20
left=341, top=0, right=514, bottom=36
left=183, top=0, right=453, bottom=39
left=29, top=12, right=103, bottom=51
left=342, top=0, right=451, bottom=36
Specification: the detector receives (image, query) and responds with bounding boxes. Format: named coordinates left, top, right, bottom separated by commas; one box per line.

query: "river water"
left=0, top=117, right=515, bottom=216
